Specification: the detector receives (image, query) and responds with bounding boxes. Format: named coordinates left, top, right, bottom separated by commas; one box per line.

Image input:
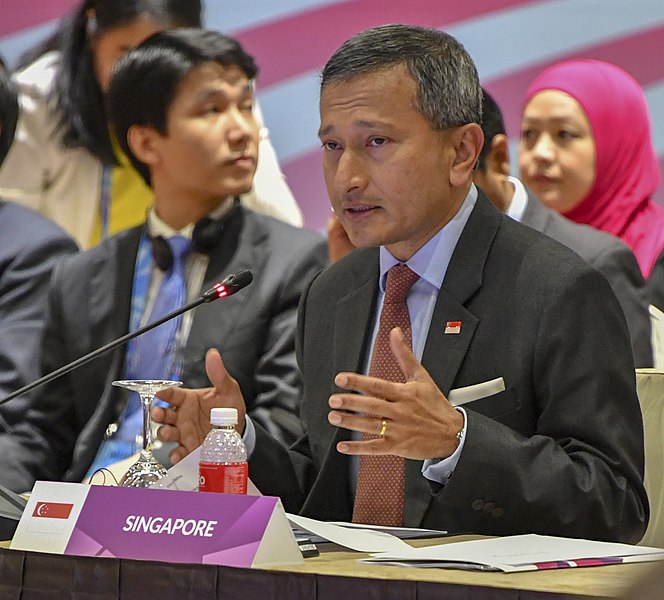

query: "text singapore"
left=122, top=515, right=218, bottom=537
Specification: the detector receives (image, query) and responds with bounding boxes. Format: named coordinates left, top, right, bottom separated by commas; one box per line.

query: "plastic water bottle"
left=198, top=408, right=248, bottom=494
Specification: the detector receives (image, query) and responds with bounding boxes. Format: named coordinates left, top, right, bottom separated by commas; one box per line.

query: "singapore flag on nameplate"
left=27, top=501, right=76, bottom=535
left=21, top=485, right=89, bottom=540
left=33, top=502, right=74, bottom=519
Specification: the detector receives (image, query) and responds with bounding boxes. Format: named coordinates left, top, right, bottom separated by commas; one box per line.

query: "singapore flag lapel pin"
left=444, top=321, right=462, bottom=335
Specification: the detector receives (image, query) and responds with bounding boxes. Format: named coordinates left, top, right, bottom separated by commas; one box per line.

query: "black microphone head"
left=223, top=269, right=253, bottom=289
left=202, top=270, right=253, bottom=302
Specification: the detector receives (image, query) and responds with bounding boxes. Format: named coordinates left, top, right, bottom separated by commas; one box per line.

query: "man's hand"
left=153, top=348, right=247, bottom=464
left=328, top=327, right=463, bottom=460
left=327, top=213, right=356, bottom=263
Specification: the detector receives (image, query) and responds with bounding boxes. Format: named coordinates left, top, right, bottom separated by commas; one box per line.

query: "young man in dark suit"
left=155, top=25, right=647, bottom=543
left=473, top=89, right=653, bottom=368
left=0, top=30, right=326, bottom=492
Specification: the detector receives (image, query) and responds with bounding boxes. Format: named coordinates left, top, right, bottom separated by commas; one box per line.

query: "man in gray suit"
left=0, top=60, right=79, bottom=428
left=474, top=89, right=652, bottom=367
left=0, top=30, right=326, bottom=492
left=156, top=25, right=647, bottom=542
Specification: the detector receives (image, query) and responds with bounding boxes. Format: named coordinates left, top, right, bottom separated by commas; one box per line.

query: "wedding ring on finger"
left=379, top=419, right=388, bottom=437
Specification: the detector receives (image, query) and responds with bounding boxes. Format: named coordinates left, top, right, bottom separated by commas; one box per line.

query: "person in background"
left=0, top=29, right=326, bottom=493
left=519, top=59, right=664, bottom=278
left=154, top=25, right=647, bottom=543
left=326, top=213, right=356, bottom=263
left=474, top=89, right=652, bottom=367
left=0, top=0, right=302, bottom=250
left=0, top=61, right=79, bottom=429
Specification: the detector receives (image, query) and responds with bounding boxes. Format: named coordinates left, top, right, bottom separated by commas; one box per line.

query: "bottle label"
left=199, top=462, right=248, bottom=494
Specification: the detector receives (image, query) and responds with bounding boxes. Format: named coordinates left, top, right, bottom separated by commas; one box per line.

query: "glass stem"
left=140, top=392, right=154, bottom=457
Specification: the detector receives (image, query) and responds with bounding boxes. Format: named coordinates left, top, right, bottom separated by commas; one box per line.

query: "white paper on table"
left=288, top=514, right=412, bottom=553
left=328, top=521, right=446, bottom=539
left=362, top=534, right=664, bottom=572
left=153, top=446, right=262, bottom=495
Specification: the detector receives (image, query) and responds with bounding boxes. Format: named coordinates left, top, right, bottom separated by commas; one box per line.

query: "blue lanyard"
left=110, top=233, right=153, bottom=427
left=100, top=164, right=112, bottom=241
left=123, top=233, right=174, bottom=380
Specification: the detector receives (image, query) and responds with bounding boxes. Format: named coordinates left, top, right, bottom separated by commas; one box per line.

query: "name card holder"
left=11, top=481, right=303, bottom=568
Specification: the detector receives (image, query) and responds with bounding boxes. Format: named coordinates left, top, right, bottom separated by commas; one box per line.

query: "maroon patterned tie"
left=352, top=264, right=420, bottom=526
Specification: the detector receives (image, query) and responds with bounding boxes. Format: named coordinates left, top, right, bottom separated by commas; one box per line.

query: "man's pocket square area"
left=448, top=377, right=506, bottom=407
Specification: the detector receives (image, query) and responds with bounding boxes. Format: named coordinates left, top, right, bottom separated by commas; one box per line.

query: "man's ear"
left=449, top=123, right=484, bottom=187
left=127, top=124, right=162, bottom=168
left=487, top=133, right=511, bottom=177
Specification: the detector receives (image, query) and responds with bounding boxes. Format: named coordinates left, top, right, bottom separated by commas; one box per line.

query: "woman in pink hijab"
left=519, top=59, right=664, bottom=278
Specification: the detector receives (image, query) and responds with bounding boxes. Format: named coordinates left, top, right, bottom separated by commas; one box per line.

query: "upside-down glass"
left=112, top=379, right=182, bottom=487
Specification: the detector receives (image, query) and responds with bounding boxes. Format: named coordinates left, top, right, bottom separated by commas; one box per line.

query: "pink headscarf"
left=524, top=59, right=664, bottom=277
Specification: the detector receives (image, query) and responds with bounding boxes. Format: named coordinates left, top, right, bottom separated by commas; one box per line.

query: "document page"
left=362, top=534, right=664, bottom=572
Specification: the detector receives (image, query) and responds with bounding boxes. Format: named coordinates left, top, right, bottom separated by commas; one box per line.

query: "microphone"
left=0, top=269, right=253, bottom=408
left=201, top=269, right=253, bottom=301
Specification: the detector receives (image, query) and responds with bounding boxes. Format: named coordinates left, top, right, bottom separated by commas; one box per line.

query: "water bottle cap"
left=210, top=407, right=238, bottom=426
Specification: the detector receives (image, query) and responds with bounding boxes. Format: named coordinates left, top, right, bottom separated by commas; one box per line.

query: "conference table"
left=0, top=535, right=655, bottom=599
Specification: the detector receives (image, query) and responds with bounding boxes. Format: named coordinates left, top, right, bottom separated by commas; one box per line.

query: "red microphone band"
left=213, top=282, right=229, bottom=298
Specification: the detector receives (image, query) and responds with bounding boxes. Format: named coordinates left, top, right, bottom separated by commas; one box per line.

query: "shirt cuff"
left=421, top=407, right=467, bottom=484
left=242, top=415, right=257, bottom=458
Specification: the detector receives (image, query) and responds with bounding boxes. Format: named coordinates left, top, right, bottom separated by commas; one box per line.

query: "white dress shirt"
left=504, top=176, right=529, bottom=223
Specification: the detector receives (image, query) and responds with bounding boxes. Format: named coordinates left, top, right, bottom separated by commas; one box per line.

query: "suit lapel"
left=186, top=208, right=268, bottom=369
left=332, top=254, right=379, bottom=382
left=307, top=251, right=379, bottom=519
left=107, top=229, right=140, bottom=382
left=201, top=207, right=259, bottom=288
left=87, top=229, right=139, bottom=345
left=405, top=192, right=502, bottom=526
left=422, top=192, right=500, bottom=392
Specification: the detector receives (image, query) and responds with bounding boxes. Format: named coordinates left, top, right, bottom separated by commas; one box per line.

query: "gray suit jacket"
left=521, top=192, right=652, bottom=367
left=249, top=192, right=648, bottom=543
left=0, top=207, right=327, bottom=492
left=0, top=201, right=78, bottom=429
left=646, top=248, right=664, bottom=310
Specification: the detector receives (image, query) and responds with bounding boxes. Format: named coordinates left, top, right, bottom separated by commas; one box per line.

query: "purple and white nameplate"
left=11, top=481, right=303, bottom=568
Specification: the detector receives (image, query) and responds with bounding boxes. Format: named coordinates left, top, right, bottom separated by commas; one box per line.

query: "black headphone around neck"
left=149, top=198, right=240, bottom=271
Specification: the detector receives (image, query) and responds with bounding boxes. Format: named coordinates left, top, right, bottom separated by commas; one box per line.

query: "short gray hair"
left=321, top=24, right=482, bottom=130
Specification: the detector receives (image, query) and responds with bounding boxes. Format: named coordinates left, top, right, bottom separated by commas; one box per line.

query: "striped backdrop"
left=1, top=0, right=663, bottom=230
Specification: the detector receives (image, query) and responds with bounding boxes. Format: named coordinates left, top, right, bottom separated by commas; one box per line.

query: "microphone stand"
left=0, top=270, right=253, bottom=408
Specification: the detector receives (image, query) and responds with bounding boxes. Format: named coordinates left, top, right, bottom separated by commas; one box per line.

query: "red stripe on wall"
left=286, top=22, right=664, bottom=229
left=235, top=0, right=539, bottom=89
left=484, top=24, right=664, bottom=138
left=0, top=0, right=78, bottom=37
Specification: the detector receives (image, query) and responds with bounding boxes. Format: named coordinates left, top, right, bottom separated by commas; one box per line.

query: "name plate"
left=11, top=481, right=303, bottom=568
